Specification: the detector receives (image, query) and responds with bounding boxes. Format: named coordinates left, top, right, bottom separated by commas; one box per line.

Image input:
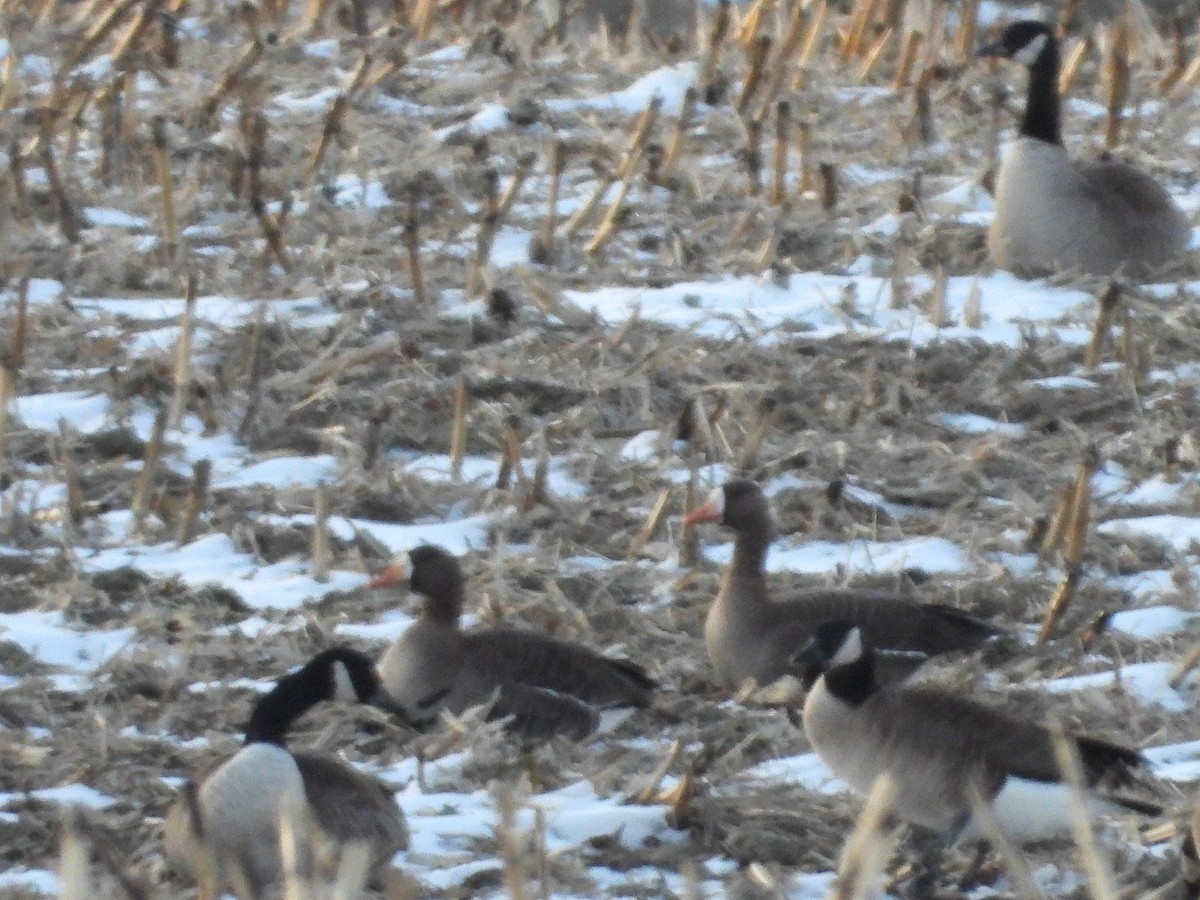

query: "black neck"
left=426, top=580, right=465, bottom=625
left=243, top=664, right=330, bottom=746
left=1021, top=38, right=1062, bottom=145
left=824, top=651, right=878, bottom=708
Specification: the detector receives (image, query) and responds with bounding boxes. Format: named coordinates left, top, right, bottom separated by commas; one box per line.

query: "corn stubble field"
left=4, top=0, right=1200, bottom=895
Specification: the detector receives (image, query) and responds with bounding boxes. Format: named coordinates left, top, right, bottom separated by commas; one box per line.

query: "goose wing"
left=483, top=678, right=601, bottom=740
left=467, top=627, right=655, bottom=708
left=294, top=752, right=409, bottom=859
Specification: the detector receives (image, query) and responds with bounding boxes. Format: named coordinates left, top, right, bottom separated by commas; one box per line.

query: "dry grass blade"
left=1104, top=22, right=1130, bottom=150
left=965, top=784, right=1047, bottom=900
left=660, top=87, right=697, bottom=178
left=1085, top=283, right=1122, bottom=369
left=631, top=739, right=682, bottom=803
left=176, top=459, right=212, bottom=546
left=169, top=274, right=199, bottom=429
left=132, top=406, right=168, bottom=532
left=629, top=487, right=673, bottom=557
left=450, top=376, right=468, bottom=480
left=312, top=483, right=331, bottom=582
left=1169, top=641, right=1200, bottom=689
left=150, top=116, right=178, bottom=263
left=1058, top=36, right=1089, bottom=97
left=826, top=773, right=898, bottom=900
left=1038, top=448, right=1097, bottom=644
left=769, top=101, right=790, bottom=205
left=1048, top=722, right=1118, bottom=900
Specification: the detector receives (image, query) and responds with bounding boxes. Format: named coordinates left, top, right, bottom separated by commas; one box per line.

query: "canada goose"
left=796, top=621, right=1161, bottom=845
left=1183, top=792, right=1200, bottom=896
left=368, top=545, right=655, bottom=740
left=979, top=20, right=1189, bottom=277
left=682, top=480, right=1002, bottom=690
left=163, top=648, right=409, bottom=899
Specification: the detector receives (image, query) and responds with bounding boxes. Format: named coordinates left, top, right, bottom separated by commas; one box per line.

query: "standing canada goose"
left=796, top=621, right=1161, bottom=846
left=368, top=545, right=655, bottom=740
left=979, top=20, right=1189, bottom=277
left=163, top=648, right=409, bottom=899
left=682, top=480, right=1002, bottom=690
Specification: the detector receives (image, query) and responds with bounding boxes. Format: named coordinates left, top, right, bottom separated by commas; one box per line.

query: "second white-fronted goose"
left=369, top=545, right=655, bottom=740
left=683, top=480, right=1002, bottom=690
left=980, top=20, right=1189, bottom=277
left=796, top=621, right=1161, bottom=844
left=163, top=648, right=409, bottom=899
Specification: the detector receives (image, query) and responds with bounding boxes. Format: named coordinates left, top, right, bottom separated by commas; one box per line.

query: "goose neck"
left=1021, top=39, right=1062, bottom=145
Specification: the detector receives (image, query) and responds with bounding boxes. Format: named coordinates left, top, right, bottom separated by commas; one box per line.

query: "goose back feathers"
left=371, top=545, right=654, bottom=740
left=684, top=480, right=1001, bottom=689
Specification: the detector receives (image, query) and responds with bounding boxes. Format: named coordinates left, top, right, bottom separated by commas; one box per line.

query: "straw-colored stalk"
left=56, top=423, right=83, bottom=530
left=412, top=0, right=436, bottom=40
left=150, top=117, right=178, bottom=262
left=60, top=812, right=92, bottom=899
left=632, top=740, right=682, bottom=803
left=176, top=459, right=212, bottom=546
left=38, top=114, right=81, bottom=243
left=566, top=98, right=660, bottom=238
left=1058, top=37, right=1088, bottom=97
left=1038, top=452, right=1097, bottom=644
left=521, top=437, right=551, bottom=513
left=236, top=302, right=268, bottom=440
left=798, top=120, right=813, bottom=192
left=70, top=0, right=144, bottom=65
left=0, top=366, right=11, bottom=462
left=1103, top=22, right=1130, bottom=151
left=891, top=29, right=922, bottom=90
left=497, top=420, right=526, bottom=491
left=311, top=483, right=330, bottom=581
left=818, top=161, right=837, bottom=212
left=698, top=0, right=732, bottom=101
left=289, top=0, right=334, bottom=38
left=1057, top=0, right=1082, bottom=33
left=169, top=274, right=198, bottom=429
left=1039, top=477, right=1077, bottom=557
left=738, top=397, right=777, bottom=471
left=962, top=279, right=982, bottom=329
left=11, top=276, right=28, bottom=371
left=753, top=199, right=790, bottom=271
left=953, top=0, right=979, bottom=65
left=736, top=34, right=772, bottom=116
left=828, top=774, right=898, bottom=900
left=679, top=464, right=701, bottom=568
left=964, top=785, right=1046, bottom=900
left=743, top=118, right=763, bottom=196
left=363, top=403, right=389, bottom=473
left=910, top=67, right=935, bottom=145
left=495, top=789, right=529, bottom=900
left=770, top=100, right=790, bottom=205
left=111, top=0, right=168, bottom=68
left=449, top=377, right=468, bottom=480
left=132, top=407, right=168, bottom=531
left=160, top=10, right=181, bottom=68
left=306, top=92, right=350, bottom=184
left=659, top=87, right=696, bottom=178
left=1084, top=282, right=1121, bottom=368
left=9, top=136, right=28, bottom=219
left=474, top=151, right=537, bottom=287
left=751, top=4, right=808, bottom=121
left=794, top=0, right=827, bottom=82
left=404, top=188, right=426, bottom=306
left=856, top=26, right=892, bottom=82
left=0, top=50, right=19, bottom=114
left=841, top=0, right=882, bottom=61
left=629, top=488, right=673, bottom=557
left=1048, top=726, right=1119, bottom=900
left=535, top=141, right=567, bottom=262
left=1170, top=642, right=1200, bottom=689
left=735, top=0, right=771, bottom=47
left=197, top=39, right=264, bottom=127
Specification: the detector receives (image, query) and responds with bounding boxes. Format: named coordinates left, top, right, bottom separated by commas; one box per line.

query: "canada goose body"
left=371, top=545, right=655, bottom=740
left=164, top=648, right=408, bottom=898
left=798, top=623, right=1160, bottom=841
left=982, top=20, right=1189, bottom=277
left=684, top=481, right=1001, bottom=689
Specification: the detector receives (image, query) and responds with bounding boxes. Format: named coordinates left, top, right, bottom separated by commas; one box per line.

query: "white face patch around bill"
left=830, top=627, right=864, bottom=667
left=331, top=661, right=358, bottom=702
left=1012, top=32, right=1048, bottom=67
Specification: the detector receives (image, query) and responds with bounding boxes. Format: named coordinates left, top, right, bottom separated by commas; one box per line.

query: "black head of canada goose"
left=796, top=621, right=1162, bottom=843
left=368, top=544, right=655, bottom=741
left=682, top=480, right=1001, bottom=690
left=163, top=648, right=409, bottom=899
left=978, top=20, right=1189, bottom=277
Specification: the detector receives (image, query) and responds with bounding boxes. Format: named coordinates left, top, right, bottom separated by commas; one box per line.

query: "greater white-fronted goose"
left=980, top=20, right=1189, bottom=277
left=797, top=621, right=1161, bottom=844
left=163, top=648, right=408, bottom=899
left=683, top=480, right=1001, bottom=689
left=369, top=544, right=655, bottom=740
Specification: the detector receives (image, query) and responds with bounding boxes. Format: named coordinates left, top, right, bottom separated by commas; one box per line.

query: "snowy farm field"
left=3, top=0, right=1200, bottom=897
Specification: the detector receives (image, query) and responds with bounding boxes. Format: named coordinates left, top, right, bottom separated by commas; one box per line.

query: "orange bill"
left=366, top=562, right=407, bottom=589
left=682, top=499, right=720, bottom=527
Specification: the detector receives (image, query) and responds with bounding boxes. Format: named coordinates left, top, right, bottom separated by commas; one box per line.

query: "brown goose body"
left=372, top=545, right=654, bottom=740
left=163, top=649, right=408, bottom=899
left=686, top=481, right=1001, bottom=689
left=799, top=623, right=1160, bottom=841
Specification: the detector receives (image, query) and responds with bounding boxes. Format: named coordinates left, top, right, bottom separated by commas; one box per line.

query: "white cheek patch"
left=831, top=627, right=864, bottom=667
left=331, top=661, right=358, bottom=702
left=710, top=487, right=725, bottom=517
left=1012, top=32, right=1047, bottom=66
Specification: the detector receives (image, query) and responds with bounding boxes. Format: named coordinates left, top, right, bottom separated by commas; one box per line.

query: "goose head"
left=369, top=544, right=466, bottom=625
left=682, top=480, right=772, bottom=536
left=978, top=20, right=1055, bottom=68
